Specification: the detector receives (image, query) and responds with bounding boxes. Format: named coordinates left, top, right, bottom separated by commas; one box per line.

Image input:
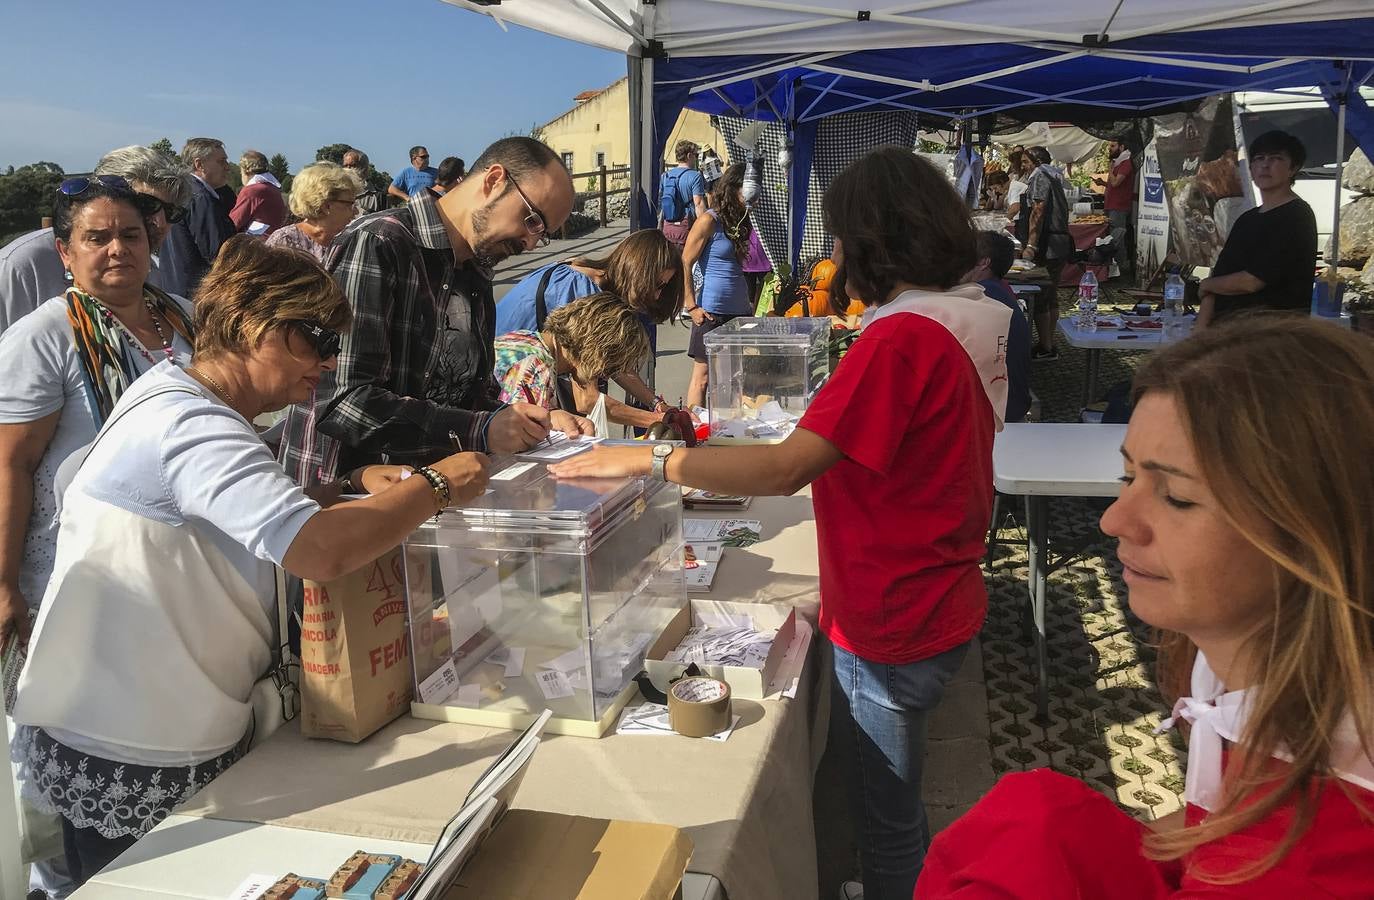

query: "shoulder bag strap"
left=533, top=264, right=558, bottom=332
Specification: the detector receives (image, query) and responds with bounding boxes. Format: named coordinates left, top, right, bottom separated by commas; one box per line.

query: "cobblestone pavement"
left=982, top=285, right=1189, bottom=822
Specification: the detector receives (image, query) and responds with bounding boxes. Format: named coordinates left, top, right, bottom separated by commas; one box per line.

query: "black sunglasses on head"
left=59, top=174, right=184, bottom=223
left=289, top=320, right=341, bottom=359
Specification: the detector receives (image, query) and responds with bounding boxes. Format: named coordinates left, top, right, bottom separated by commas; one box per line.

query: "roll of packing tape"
left=667, top=676, right=732, bottom=737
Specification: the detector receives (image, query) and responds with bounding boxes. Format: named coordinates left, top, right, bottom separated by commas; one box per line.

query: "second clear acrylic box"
left=704, top=317, right=831, bottom=444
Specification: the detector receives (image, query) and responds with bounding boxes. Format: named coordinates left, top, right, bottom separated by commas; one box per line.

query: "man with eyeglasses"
left=0, top=145, right=194, bottom=335
left=280, top=136, right=590, bottom=489
left=342, top=149, right=385, bottom=215
left=388, top=145, right=440, bottom=203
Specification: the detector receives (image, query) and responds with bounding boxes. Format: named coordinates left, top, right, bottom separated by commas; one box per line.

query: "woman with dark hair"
left=681, top=162, right=755, bottom=408
left=12, top=237, right=488, bottom=884
left=0, top=177, right=194, bottom=646
left=548, top=146, right=1013, bottom=900
left=495, top=228, right=683, bottom=416
left=917, top=318, right=1374, bottom=898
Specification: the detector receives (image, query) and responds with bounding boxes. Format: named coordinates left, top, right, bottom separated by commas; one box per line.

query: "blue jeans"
left=831, top=640, right=970, bottom=900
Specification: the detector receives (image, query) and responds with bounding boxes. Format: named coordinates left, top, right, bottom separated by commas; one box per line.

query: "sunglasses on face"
left=289, top=320, right=341, bottom=359
left=506, top=173, right=551, bottom=247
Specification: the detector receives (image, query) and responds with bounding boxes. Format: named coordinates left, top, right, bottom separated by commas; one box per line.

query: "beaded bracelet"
left=414, top=465, right=451, bottom=512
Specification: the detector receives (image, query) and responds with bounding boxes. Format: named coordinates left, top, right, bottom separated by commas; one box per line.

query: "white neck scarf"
left=861, top=285, right=1012, bottom=430
left=1156, top=651, right=1374, bottom=811
left=247, top=172, right=281, bottom=188
left=1114, top=149, right=1132, bottom=168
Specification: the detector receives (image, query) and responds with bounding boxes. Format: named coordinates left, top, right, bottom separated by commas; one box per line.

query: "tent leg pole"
left=1332, top=93, right=1347, bottom=268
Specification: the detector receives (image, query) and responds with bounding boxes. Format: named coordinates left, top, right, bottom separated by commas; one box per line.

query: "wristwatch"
left=650, top=443, right=675, bottom=482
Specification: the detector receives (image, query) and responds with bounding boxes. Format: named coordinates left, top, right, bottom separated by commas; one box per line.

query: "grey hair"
left=95, top=145, right=194, bottom=208
left=342, top=148, right=369, bottom=169
left=182, top=137, right=225, bottom=168
left=240, top=149, right=268, bottom=175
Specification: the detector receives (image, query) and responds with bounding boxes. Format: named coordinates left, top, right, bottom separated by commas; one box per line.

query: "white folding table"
left=992, top=423, right=1127, bottom=719
left=1056, top=320, right=1165, bottom=407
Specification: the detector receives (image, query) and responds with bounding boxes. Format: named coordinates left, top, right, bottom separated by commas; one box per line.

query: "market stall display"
left=403, top=456, right=686, bottom=737
left=704, top=317, right=830, bottom=444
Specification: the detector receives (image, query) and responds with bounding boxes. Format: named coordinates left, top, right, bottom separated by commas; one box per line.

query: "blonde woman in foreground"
left=916, top=316, right=1374, bottom=898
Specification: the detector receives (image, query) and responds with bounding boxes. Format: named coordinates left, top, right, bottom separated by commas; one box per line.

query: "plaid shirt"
left=279, top=192, right=503, bottom=487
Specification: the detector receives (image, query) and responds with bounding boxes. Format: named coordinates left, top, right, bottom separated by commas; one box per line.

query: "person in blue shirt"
left=659, top=140, right=708, bottom=251
left=495, top=229, right=683, bottom=414
left=387, top=145, right=439, bottom=202
left=681, top=164, right=754, bottom=408
left=968, top=230, right=1033, bottom=423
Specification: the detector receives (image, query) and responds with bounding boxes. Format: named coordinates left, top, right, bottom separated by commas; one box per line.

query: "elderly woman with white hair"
left=265, top=161, right=364, bottom=264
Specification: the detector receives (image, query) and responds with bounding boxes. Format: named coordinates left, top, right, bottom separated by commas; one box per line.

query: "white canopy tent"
left=447, top=0, right=1374, bottom=264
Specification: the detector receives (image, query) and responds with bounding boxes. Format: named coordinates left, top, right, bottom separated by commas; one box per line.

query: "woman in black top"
left=1198, top=131, right=1317, bottom=326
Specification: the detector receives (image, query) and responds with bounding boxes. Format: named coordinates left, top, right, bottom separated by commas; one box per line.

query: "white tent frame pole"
left=1111, top=0, right=1325, bottom=42
left=1331, top=67, right=1351, bottom=267
left=687, top=52, right=847, bottom=95
left=584, top=0, right=645, bottom=44
left=806, top=63, right=932, bottom=91
left=930, top=50, right=1089, bottom=92
left=711, top=88, right=747, bottom=116
left=799, top=74, right=844, bottom=120
left=1017, top=42, right=1299, bottom=75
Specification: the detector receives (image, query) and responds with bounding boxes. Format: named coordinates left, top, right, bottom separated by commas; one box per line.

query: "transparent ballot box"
left=704, top=317, right=831, bottom=444
left=403, top=459, right=685, bottom=737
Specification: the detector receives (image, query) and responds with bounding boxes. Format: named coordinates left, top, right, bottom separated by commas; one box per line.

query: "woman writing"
left=12, top=237, right=489, bottom=885
left=916, top=318, right=1374, bottom=898
left=264, top=161, right=365, bottom=264
left=681, top=163, right=755, bottom=409
left=549, top=148, right=1013, bottom=900
left=494, top=292, right=652, bottom=430
left=495, top=228, right=683, bottom=417
left=0, top=177, right=195, bottom=646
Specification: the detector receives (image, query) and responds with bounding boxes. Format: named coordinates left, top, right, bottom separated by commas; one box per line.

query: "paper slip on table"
left=75, top=491, right=826, bottom=900
left=992, top=424, right=1126, bottom=720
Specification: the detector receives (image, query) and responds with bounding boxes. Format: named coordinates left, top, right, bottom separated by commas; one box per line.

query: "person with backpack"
left=659, top=140, right=708, bottom=251
left=1018, top=146, right=1072, bottom=360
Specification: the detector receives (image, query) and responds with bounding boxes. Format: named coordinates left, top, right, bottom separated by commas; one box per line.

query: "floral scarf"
left=65, top=284, right=195, bottom=427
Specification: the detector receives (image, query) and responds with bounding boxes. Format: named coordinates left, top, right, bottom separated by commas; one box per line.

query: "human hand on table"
left=430, top=452, right=491, bottom=504
left=547, top=445, right=653, bottom=480
left=486, top=403, right=552, bottom=453
left=549, top=409, right=596, bottom=438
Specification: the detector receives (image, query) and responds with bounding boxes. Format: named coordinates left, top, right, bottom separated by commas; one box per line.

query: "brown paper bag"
left=300, top=545, right=414, bottom=742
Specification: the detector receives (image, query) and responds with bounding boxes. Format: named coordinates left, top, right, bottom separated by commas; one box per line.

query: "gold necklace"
left=189, top=367, right=234, bottom=406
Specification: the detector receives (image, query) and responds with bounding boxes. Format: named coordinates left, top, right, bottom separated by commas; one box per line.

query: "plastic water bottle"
left=1162, top=271, right=1187, bottom=342
left=1076, top=270, right=1099, bottom=333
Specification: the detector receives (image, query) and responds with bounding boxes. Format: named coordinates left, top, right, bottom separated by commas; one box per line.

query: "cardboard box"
left=443, top=809, right=692, bottom=900
left=643, top=600, right=797, bottom=699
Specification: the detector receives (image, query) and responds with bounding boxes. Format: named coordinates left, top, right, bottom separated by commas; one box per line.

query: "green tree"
left=315, top=143, right=353, bottom=165
left=0, top=162, right=66, bottom=248
left=268, top=153, right=292, bottom=193
left=150, top=137, right=175, bottom=156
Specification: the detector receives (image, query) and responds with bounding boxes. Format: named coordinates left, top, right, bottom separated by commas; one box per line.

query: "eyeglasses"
left=329, top=195, right=359, bottom=210
left=415, top=154, right=430, bottom=161
left=507, top=173, right=551, bottom=247
left=59, top=174, right=180, bottom=222
left=289, top=320, right=342, bottom=359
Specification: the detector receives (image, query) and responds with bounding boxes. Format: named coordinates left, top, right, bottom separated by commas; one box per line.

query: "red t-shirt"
left=798, top=312, right=995, bottom=665
left=1106, top=156, right=1136, bottom=211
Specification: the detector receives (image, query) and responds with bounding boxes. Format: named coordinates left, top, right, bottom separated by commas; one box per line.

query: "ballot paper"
left=683, top=541, right=724, bottom=593
left=516, top=431, right=604, bottom=461
left=663, top=625, right=774, bottom=669
left=615, top=702, right=740, bottom=741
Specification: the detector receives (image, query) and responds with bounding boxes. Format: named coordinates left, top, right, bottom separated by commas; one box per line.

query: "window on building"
left=595, top=152, right=606, bottom=168
left=561, top=152, right=574, bottom=171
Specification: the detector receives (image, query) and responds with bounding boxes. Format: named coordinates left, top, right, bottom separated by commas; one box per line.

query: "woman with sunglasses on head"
left=915, top=317, right=1374, bottom=898
left=0, top=175, right=197, bottom=653
left=265, top=161, right=365, bottom=265
left=11, top=237, right=490, bottom=885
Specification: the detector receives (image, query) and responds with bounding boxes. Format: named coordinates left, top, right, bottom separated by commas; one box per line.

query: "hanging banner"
left=1136, top=138, right=1170, bottom=286
left=1153, top=95, right=1251, bottom=271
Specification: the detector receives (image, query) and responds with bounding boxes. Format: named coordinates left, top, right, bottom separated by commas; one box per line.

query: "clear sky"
left=0, top=0, right=626, bottom=176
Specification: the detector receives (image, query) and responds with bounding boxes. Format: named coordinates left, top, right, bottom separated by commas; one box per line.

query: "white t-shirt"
left=1006, top=179, right=1030, bottom=210
left=0, top=295, right=194, bottom=608
left=14, top=362, right=320, bottom=766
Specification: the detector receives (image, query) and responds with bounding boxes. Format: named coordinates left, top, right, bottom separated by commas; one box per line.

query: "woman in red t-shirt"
left=550, top=147, right=1013, bottom=900
left=917, top=317, right=1374, bottom=898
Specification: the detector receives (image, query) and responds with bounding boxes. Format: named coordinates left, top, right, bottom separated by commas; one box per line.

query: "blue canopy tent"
left=447, top=1, right=1374, bottom=267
